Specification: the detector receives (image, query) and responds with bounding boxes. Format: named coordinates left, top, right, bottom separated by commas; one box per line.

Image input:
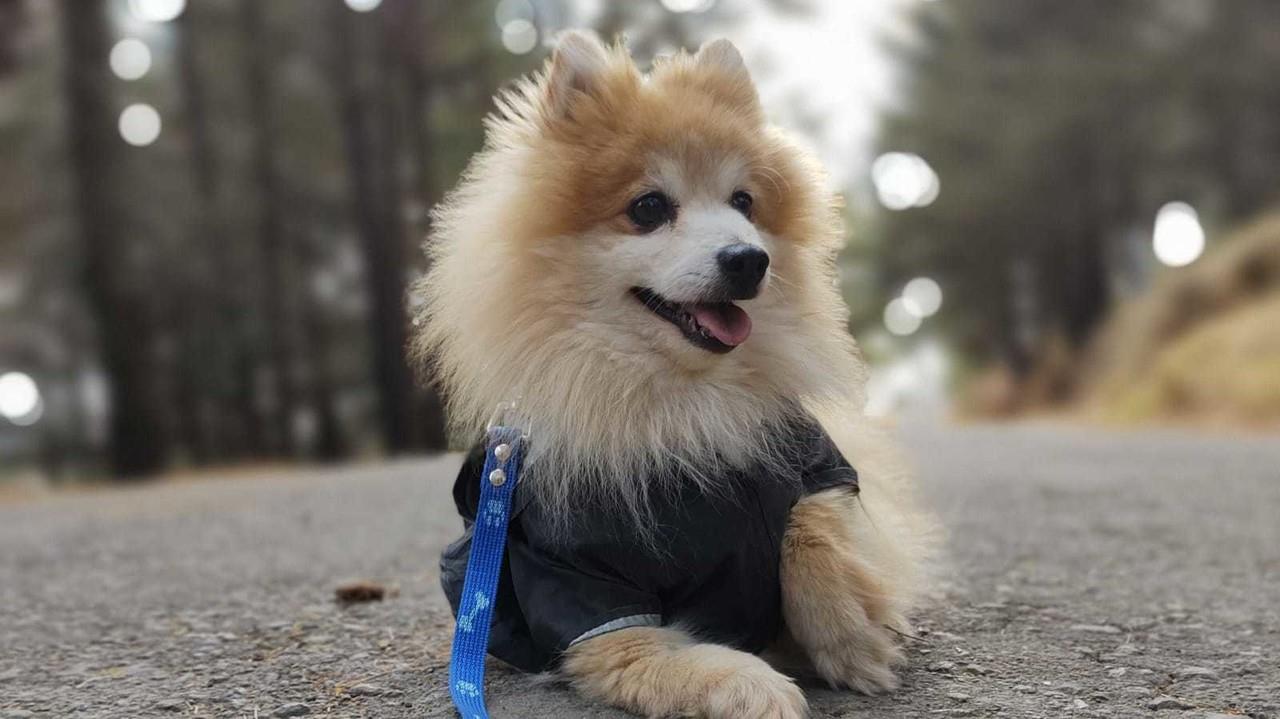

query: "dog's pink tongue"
left=690, top=304, right=752, bottom=346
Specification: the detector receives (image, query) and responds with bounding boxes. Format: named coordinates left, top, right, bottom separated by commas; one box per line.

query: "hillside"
left=1081, top=212, right=1280, bottom=427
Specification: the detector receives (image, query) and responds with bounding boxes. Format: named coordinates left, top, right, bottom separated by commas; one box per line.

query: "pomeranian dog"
left=415, top=31, right=936, bottom=719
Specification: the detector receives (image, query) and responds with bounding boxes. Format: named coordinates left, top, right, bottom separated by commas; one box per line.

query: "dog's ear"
left=694, top=38, right=748, bottom=77
left=543, top=30, right=611, bottom=121
left=691, top=38, right=761, bottom=116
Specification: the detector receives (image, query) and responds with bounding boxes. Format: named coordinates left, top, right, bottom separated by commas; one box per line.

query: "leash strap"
left=448, top=426, right=524, bottom=719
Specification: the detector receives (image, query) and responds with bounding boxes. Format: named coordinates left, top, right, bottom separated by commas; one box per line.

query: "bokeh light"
left=109, top=39, right=152, bottom=81
left=902, top=277, right=943, bottom=318
left=660, top=0, right=717, bottom=12
left=872, top=152, right=939, bottom=210
left=494, top=0, right=535, bottom=28
left=129, top=0, right=186, bottom=23
left=1152, top=201, right=1206, bottom=267
left=0, top=371, right=42, bottom=426
left=344, top=0, right=383, bottom=11
left=119, top=103, right=162, bottom=147
left=884, top=297, right=922, bottom=336
left=501, top=20, right=538, bottom=55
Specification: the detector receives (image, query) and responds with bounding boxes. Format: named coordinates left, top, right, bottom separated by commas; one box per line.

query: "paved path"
left=1, top=423, right=1278, bottom=718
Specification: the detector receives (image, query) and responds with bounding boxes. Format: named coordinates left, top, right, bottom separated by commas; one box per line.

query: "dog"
left=415, top=30, right=937, bottom=719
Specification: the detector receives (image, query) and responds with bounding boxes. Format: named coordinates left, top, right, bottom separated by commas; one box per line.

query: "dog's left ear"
left=694, top=39, right=748, bottom=77
left=543, top=30, right=612, bottom=122
left=691, top=39, right=761, bottom=117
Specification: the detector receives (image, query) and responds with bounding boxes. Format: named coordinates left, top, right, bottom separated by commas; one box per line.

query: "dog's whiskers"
left=767, top=271, right=799, bottom=290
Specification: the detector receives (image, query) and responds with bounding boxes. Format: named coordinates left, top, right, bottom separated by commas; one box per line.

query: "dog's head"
left=496, top=32, right=840, bottom=372
left=416, top=32, right=865, bottom=495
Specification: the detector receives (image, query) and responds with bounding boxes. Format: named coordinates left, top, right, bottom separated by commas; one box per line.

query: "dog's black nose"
left=716, top=243, right=770, bottom=299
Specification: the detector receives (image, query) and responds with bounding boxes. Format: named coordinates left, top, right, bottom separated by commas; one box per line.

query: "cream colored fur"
left=416, top=30, right=938, bottom=718
left=565, top=627, right=807, bottom=719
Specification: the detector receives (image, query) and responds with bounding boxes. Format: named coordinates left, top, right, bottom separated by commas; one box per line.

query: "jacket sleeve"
left=797, top=423, right=860, bottom=496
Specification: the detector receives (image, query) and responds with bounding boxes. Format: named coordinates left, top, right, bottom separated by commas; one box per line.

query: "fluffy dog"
left=416, top=31, right=936, bottom=719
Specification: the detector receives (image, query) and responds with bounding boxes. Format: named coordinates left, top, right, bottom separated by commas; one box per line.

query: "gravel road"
left=2, top=422, right=1278, bottom=718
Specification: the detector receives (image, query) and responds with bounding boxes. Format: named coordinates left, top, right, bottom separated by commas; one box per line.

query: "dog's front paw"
left=703, top=659, right=808, bottom=719
left=806, top=621, right=905, bottom=695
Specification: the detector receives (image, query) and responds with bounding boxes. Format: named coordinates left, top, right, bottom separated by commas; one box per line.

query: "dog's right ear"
left=543, top=30, right=611, bottom=122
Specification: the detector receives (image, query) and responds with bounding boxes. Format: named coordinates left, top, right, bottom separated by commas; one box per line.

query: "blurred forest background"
left=2, top=0, right=1279, bottom=484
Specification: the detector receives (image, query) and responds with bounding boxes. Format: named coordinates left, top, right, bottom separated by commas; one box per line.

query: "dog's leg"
left=563, top=626, right=808, bottom=718
left=780, top=487, right=912, bottom=694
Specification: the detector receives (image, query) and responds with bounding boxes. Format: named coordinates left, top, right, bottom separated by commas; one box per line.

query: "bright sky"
left=734, top=0, right=916, bottom=190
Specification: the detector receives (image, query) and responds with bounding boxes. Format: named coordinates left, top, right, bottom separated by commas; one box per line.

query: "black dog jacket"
left=439, top=417, right=859, bottom=672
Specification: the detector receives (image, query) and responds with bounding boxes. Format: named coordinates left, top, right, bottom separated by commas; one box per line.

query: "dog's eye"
left=627, top=192, right=676, bottom=231
left=729, top=190, right=753, bottom=219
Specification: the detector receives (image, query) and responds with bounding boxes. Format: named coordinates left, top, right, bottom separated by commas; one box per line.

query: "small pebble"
left=1107, top=667, right=1128, bottom=677
left=961, top=663, right=991, bottom=675
left=947, top=692, right=971, bottom=702
left=1073, top=699, right=1088, bottom=710
left=1014, top=684, right=1036, bottom=694
left=274, top=703, right=310, bottom=717
left=155, top=698, right=185, bottom=712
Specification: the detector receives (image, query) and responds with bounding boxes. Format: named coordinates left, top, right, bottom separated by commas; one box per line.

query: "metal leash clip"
left=485, top=399, right=533, bottom=442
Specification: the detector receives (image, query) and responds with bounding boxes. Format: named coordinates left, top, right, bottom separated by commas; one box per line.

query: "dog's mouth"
left=630, top=287, right=752, bottom=354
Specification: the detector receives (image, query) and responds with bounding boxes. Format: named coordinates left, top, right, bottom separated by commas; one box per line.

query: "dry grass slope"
left=1082, top=211, right=1280, bottom=427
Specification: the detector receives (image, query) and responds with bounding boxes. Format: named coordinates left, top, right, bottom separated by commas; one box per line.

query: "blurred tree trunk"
left=176, top=6, right=250, bottom=462
left=330, top=2, right=439, bottom=453
left=59, top=0, right=165, bottom=478
left=242, top=0, right=299, bottom=457
left=1054, top=122, right=1111, bottom=348
left=382, top=0, right=447, bottom=449
left=396, top=0, right=439, bottom=207
left=299, top=234, right=346, bottom=463
left=172, top=7, right=217, bottom=463
left=0, top=0, right=26, bottom=76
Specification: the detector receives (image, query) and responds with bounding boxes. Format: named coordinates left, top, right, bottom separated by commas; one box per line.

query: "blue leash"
left=448, top=424, right=525, bottom=719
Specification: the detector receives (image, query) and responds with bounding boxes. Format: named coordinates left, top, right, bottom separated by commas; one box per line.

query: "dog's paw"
left=806, top=621, right=905, bottom=695
left=703, top=662, right=808, bottom=719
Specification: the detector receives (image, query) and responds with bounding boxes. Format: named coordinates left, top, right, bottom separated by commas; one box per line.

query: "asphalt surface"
left=1, top=422, right=1278, bottom=719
